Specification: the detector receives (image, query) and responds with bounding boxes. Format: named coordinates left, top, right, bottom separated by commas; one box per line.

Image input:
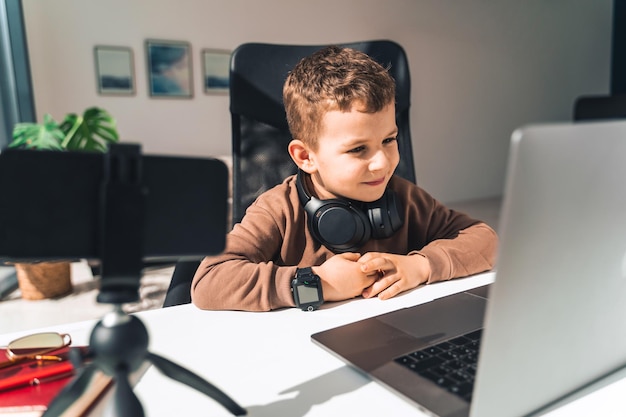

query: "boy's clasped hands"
left=313, top=252, right=431, bottom=302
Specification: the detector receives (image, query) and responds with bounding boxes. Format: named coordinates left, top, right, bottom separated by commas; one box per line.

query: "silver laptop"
left=312, top=120, right=626, bottom=417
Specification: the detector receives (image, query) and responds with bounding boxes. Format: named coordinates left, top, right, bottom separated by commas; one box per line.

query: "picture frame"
left=94, top=46, right=135, bottom=95
left=201, top=49, right=231, bottom=94
left=145, top=39, right=193, bottom=98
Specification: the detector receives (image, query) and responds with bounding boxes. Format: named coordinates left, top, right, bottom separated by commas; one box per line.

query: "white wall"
left=21, top=0, right=612, bottom=203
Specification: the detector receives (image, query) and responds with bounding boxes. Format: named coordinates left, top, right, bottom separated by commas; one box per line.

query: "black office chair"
left=230, top=40, right=416, bottom=225
left=163, top=40, right=416, bottom=307
left=573, top=94, right=626, bottom=121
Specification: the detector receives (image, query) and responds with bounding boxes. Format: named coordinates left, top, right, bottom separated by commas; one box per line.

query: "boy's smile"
left=304, top=102, right=400, bottom=203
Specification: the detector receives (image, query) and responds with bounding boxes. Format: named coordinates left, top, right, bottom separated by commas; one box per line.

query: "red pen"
left=28, top=367, right=75, bottom=386
left=0, top=349, right=75, bottom=392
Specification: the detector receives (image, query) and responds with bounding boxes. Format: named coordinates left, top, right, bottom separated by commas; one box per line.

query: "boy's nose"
left=369, top=150, right=390, bottom=171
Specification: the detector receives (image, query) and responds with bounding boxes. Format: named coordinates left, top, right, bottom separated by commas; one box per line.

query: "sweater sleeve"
left=415, top=222, right=498, bottom=283
left=191, top=185, right=299, bottom=312
left=191, top=175, right=342, bottom=311
left=393, top=176, right=498, bottom=283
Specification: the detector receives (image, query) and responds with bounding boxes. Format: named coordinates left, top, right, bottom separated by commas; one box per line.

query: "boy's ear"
left=288, top=139, right=316, bottom=174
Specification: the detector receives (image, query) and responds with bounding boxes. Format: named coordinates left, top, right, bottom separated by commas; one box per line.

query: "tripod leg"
left=112, top=367, right=145, bottom=417
left=146, top=352, right=247, bottom=416
left=42, top=364, right=98, bottom=417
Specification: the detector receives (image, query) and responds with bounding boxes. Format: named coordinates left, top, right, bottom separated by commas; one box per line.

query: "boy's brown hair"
left=283, top=45, right=396, bottom=149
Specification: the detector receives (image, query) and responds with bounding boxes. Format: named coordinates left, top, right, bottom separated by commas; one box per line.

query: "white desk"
left=1, top=272, right=625, bottom=417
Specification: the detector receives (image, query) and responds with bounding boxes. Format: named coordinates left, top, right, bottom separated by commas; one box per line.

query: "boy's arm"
left=394, top=177, right=498, bottom=283
left=192, top=251, right=297, bottom=311
left=190, top=197, right=298, bottom=312
left=359, top=221, right=497, bottom=300
left=415, top=222, right=498, bottom=283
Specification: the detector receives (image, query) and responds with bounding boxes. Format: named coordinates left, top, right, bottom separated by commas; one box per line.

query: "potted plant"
left=10, top=106, right=119, bottom=151
left=8, top=107, right=120, bottom=299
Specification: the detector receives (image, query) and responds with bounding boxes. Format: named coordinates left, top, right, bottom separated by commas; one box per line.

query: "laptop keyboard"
left=394, top=329, right=482, bottom=402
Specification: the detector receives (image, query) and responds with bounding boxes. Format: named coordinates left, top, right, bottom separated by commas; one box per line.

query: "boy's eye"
left=347, top=137, right=397, bottom=153
left=348, top=145, right=366, bottom=153
left=383, top=137, right=398, bottom=144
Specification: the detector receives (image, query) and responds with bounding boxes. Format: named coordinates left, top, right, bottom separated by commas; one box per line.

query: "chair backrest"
left=573, top=94, right=626, bottom=121
left=229, top=40, right=416, bottom=225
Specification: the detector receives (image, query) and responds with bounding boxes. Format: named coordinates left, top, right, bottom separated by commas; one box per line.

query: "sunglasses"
left=0, top=332, right=76, bottom=391
left=1, top=332, right=72, bottom=369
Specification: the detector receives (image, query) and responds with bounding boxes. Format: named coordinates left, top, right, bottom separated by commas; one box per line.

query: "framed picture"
left=145, top=39, right=193, bottom=98
left=94, top=46, right=135, bottom=95
left=202, top=49, right=230, bottom=94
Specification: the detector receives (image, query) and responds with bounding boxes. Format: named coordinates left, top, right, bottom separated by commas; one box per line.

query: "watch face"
left=296, top=284, right=320, bottom=304
left=293, top=268, right=323, bottom=311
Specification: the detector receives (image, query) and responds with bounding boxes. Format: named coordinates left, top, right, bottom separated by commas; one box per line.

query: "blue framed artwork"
left=146, top=39, right=193, bottom=98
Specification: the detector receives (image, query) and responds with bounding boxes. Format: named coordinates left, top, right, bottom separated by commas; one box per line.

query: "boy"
left=191, top=46, right=497, bottom=311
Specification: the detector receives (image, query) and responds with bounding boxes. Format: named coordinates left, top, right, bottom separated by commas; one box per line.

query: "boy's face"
left=306, top=102, right=400, bottom=203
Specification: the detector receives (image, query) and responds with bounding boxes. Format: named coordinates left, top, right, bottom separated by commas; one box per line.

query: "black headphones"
left=296, top=170, right=403, bottom=252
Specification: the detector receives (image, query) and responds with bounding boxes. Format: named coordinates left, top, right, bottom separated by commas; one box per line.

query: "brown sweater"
left=191, top=175, right=498, bottom=311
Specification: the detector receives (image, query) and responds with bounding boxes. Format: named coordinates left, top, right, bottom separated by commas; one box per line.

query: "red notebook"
left=0, top=347, right=112, bottom=416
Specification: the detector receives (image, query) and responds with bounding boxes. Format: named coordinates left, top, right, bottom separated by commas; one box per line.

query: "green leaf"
left=59, top=107, right=120, bottom=151
left=10, top=114, right=65, bottom=150
left=10, top=107, right=120, bottom=153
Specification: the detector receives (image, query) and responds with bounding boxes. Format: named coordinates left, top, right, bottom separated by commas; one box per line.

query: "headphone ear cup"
left=367, top=189, right=404, bottom=239
left=297, top=170, right=403, bottom=251
left=305, top=198, right=371, bottom=253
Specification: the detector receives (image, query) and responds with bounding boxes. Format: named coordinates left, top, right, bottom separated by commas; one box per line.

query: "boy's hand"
left=313, top=253, right=379, bottom=302
left=358, top=252, right=431, bottom=300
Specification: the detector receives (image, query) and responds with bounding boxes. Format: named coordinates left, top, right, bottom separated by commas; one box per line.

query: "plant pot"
left=15, top=262, right=73, bottom=300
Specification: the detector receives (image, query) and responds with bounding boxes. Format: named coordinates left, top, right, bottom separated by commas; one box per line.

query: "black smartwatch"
left=291, top=267, right=324, bottom=311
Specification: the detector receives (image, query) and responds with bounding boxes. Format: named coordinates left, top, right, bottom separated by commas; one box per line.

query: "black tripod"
left=41, top=145, right=246, bottom=416
left=42, top=307, right=246, bottom=417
